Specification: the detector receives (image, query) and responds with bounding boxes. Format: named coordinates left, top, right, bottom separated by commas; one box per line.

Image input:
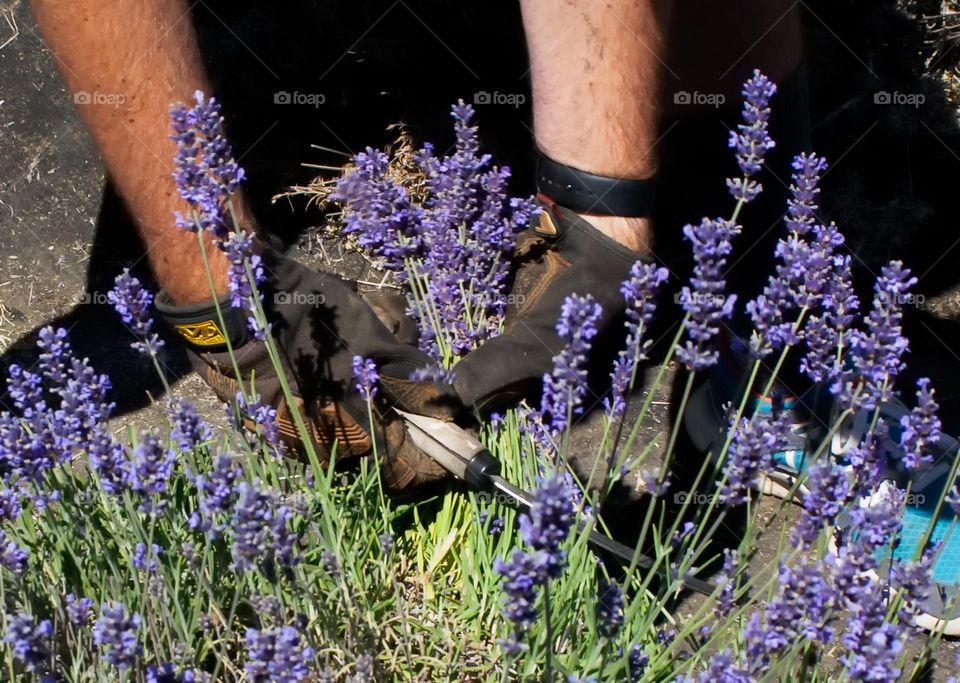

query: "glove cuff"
left=154, top=291, right=250, bottom=351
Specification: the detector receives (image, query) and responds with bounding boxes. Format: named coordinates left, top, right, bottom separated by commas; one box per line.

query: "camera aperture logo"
left=274, top=91, right=326, bottom=108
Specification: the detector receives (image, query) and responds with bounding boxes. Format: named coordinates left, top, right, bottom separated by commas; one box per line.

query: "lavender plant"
left=0, top=70, right=954, bottom=683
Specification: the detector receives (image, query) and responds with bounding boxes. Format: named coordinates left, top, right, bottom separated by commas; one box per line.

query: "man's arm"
left=32, top=0, right=237, bottom=304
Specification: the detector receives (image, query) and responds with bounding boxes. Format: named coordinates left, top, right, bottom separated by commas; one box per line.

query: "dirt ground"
left=4, top=0, right=960, bottom=679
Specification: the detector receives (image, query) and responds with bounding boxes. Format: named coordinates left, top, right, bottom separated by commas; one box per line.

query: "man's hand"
left=157, top=248, right=462, bottom=492
left=451, top=199, right=650, bottom=415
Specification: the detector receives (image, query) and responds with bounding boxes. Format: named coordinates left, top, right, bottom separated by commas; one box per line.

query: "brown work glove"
left=451, top=198, right=649, bottom=415
left=156, top=248, right=462, bottom=493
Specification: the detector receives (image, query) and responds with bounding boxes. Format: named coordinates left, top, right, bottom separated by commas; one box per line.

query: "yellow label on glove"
left=173, top=320, right=227, bottom=346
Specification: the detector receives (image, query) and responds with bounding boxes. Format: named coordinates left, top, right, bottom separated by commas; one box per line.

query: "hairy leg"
left=32, top=0, right=253, bottom=304
left=520, top=0, right=669, bottom=253
left=521, top=0, right=802, bottom=251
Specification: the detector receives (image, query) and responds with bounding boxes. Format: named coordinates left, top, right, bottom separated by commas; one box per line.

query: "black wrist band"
left=154, top=291, right=249, bottom=351
left=536, top=154, right=657, bottom=217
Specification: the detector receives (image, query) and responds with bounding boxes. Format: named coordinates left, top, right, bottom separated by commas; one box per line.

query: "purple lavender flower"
left=93, top=603, right=142, bottom=669
left=698, top=651, right=751, bottom=683
left=223, top=231, right=263, bottom=305
left=191, top=452, right=241, bottom=539
left=839, top=590, right=903, bottom=681
left=352, top=356, right=379, bottom=401
left=168, top=397, right=212, bottom=453
left=37, top=326, right=69, bottom=386
left=230, top=481, right=299, bottom=572
left=331, top=148, right=422, bottom=275
left=597, top=575, right=624, bottom=638
left=244, top=625, right=315, bottom=682
left=785, top=153, right=829, bottom=235
left=411, top=104, right=538, bottom=356
left=146, top=662, right=201, bottom=683
left=233, top=393, right=283, bottom=453
left=132, top=542, right=162, bottom=573
left=726, top=70, right=777, bottom=203
left=801, top=254, right=859, bottom=385
left=746, top=155, right=841, bottom=356
left=0, top=529, right=28, bottom=574
left=65, top=593, right=94, bottom=627
left=606, top=262, right=669, bottom=415
left=130, top=431, right=175, bottom=499
left=109, top=270, right=165, bottom=356
left=518, top=475, right=575, bottom=577
left=87, top=425, right=130, bottom=495
left=541, top=294, right=602, bottom=433
left=715, top=549, right=738, bottom=618
left=828, top=496, right=903, bottom=608
left=3, top=613, right=51, bottom=672
left=493, top=549, right=541, bottom=653
left=890, top=545, right=935, bottom=623
left=171, top=91, right=245, bottom=238
left=899, top=377, right=941, bottom=469
left=840, top=261, right=917, bottom=410
left=0, top=488, right=20, bottom=522
left=720, top=412, right=792, bottom=505
left=494, top=475, right=575, bottom=652
left=761, top=559, right=836, bottom=650
left=628, top=645, right=648, bottom=682
left=794, top=460, right=851, bottom=546
left=677, top=218, right=741, bottom=370
left=222, top=231, right=267, bottom=340
left=333, top=103, right=536, bottom=359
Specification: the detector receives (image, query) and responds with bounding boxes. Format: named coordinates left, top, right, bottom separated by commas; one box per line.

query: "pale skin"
left=33, top=0, right=801, bottom=301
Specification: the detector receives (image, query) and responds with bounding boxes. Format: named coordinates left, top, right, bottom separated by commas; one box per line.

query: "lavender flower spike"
left=244, top=625, right=315, bottom=682
left=606, top=262, right=669, bottom=415
left=93, top=603, right=142, bottom=670
left=109, top=269, right=165, bottom=356
left=720, top=411, right=792, bottom=506
left=541, top=294, right=602, bottom=433
left=900, top=377, right=941, bottom=470
left=352, top=355, right=379, bottom=401
left=842, top=260, right=917, bottom=410
left=727, top=70, right=777, bottom=203
left=677, top=218, right=741, bottom=370
left=4, top=613, right=51, bottom=672
left=170, top=90, right=245, bottom=238
left=785, top=153, right=828, bottom=235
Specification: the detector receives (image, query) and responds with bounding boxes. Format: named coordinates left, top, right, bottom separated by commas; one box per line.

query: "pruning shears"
left=395, top=409, right=716, bottom=597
